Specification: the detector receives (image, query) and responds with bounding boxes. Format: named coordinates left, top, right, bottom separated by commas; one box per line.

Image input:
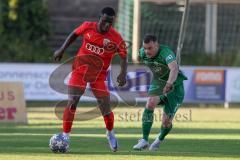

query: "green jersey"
left=138, top=45, right=187, bottom=87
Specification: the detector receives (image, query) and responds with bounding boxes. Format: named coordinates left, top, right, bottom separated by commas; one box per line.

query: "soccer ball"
left=49, top=134, right=69, bottom=153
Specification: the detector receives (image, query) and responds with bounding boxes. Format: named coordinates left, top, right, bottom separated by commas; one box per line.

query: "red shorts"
left=68, top=69, right=109, bottom=98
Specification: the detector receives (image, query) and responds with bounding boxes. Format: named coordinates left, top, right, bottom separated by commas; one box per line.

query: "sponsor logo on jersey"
left=86, top=43, right=104, bottom=55
left=103, top=38, right=110, bottom=46
left=166, top=55, right=173, bottom=62
left=87, top=33, right=91, bottom=39
left=103, top=38, right=117, bottom=52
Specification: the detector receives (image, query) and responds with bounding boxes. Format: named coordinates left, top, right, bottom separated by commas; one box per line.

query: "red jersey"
left=74, top=22, right=127, bottom=75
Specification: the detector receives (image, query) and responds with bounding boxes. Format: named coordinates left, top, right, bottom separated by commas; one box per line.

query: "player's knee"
left=68, top=96, right=80, bottom=109
left=101, top=110, right=112, bottom=116
left=68, top=101, right=77, bottom=109
left=146, top=97, right=157, bottom=109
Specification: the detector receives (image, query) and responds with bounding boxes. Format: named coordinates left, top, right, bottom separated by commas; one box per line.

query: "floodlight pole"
left=176, top=0, right=191, bottom=65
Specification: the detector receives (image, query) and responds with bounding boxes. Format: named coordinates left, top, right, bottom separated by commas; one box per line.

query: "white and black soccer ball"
left=49, top=134, right=69, bottom=153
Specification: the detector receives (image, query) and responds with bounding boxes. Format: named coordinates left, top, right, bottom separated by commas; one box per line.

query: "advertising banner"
left=0, top=63, right=68, bottom=100
left=0, top=82, right=27, bottom=123
left=226, top=69, right=240, bottom=102
left=193, top=69, right=225, bottom=102
left=0, top=63, right=238, bottom=104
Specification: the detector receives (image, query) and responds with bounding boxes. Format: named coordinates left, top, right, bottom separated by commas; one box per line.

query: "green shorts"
left=148, top=80, right=185, bottom=118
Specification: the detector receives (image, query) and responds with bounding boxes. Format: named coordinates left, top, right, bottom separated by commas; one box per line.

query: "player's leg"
left=149, top=83, right=185, bottom=151
left=98, top=96, right=118, bottom=152
left=62, top=72, right=87, bottom=139
left=133, top=79, right=162, bottom=150
left=90, top=80, right=113, bottom=131
left=133, top=95, right=160, bottom=150
left=62, top=86, right=85, bottom=137
left=97, top=96, right=114, bottom=131
left=149, top=110, right=173, bottom=151
left=90, top=80, right=118, bottom=152
left=142, top=96, right=160, bottom=141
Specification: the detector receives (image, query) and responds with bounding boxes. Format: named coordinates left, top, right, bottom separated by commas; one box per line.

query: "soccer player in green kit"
left=133, top=34, right=187, bottom=151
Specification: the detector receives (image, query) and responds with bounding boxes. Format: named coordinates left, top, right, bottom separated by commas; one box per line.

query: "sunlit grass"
left=0, top=106, right=239, bottom=160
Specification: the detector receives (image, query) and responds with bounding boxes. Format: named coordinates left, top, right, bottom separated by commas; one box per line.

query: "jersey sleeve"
left=161, top=48, right=176, bottom=64
left=74, top=22, right=89, bottom=36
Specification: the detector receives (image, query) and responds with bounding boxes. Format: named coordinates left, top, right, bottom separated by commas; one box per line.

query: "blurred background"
left=1, top=0, right=240, bottom=65
left=0, top=0, right=239, bottom=159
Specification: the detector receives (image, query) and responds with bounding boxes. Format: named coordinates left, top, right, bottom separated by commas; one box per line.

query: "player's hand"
left=117, top=72, right=126, bottom=87
left=53, top=49, right=64, bottom=62
left=163, top=82, right=173, bottom=95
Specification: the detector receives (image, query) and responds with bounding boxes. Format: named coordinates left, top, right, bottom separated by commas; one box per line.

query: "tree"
left=0, top=0, right=52, bottom=62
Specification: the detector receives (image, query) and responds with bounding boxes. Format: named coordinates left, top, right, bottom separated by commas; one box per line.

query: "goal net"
left=116, top=0, right=240, bottom=64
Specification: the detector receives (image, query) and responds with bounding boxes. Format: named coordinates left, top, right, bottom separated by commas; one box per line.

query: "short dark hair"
left=143, top=34, right=157, bottom=43
left=101, top=7, right=115, bottom=16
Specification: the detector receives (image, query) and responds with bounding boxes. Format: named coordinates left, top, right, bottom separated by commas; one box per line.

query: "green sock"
left=142, top=108, right=154, bottom=141
left=158, top=124, right=172, bottom=141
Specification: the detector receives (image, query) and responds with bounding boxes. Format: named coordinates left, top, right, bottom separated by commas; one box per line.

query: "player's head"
left=98, top=7, right=115, bottom=33
left=143, top=34, right=159, bottom=58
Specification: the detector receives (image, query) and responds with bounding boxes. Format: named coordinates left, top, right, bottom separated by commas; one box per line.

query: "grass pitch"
left=0, top=106, right=240, bottom=160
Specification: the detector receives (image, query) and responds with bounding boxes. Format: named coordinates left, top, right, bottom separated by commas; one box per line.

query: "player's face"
left=98, top=14, right=114, bottom=33
left=143, top=41, right=159, bottom=58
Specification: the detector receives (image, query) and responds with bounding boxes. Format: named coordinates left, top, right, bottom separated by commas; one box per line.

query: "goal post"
left=132, top=0, right=141, bottom=63
left=130, top=0, right=191, bottom=64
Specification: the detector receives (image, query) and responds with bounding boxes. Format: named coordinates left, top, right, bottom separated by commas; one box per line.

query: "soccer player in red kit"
left=53, top=7, right=127, bottom=152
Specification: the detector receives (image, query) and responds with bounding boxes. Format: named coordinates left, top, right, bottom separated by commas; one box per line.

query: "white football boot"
left=62, top=133, right=70, bottom=142
left=149, top=137, right=162, bottom=151
left=106, top=130, right=118, bottom=152
left=62, top=133, right=70, bottom=149
left=133, top=139, right=149, bottom=150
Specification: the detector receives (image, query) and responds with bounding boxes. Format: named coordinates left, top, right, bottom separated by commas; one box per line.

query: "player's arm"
left=53, top=22, right=88, bottom=62
left=167, top=60, right=178, bottom=84
left=117, top=40, right=128, bottom=86
left=117, top=55, right=128, bottom=87
left=53, top=31, right=78, bottom=62
left=120, top=57, right=127, bottom=74
left=163, top=60, right=178, bottom=94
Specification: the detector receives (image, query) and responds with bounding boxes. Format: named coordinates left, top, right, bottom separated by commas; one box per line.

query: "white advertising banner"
left=0, top=63, right=239, bottom=103
left=226, top=69, right=240, bottom=102
left=0, top=63, right=68, bottom=100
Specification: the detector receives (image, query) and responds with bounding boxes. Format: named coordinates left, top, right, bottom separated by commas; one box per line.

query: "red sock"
left=103, top=112, right=114, bottom=131
left=63, top=107, right=76, bottom=133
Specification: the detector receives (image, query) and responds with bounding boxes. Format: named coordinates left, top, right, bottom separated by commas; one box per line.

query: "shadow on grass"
left=0, top=136, right=239, bottom=158
left=0, top=125, right=240, bottom=135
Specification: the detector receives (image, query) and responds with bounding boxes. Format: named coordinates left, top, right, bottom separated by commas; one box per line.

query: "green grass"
left=0, top=107, right=240, bottom=160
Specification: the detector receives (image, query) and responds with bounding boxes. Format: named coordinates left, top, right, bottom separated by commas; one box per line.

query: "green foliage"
left=0, top=0, right=52, bottom=62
